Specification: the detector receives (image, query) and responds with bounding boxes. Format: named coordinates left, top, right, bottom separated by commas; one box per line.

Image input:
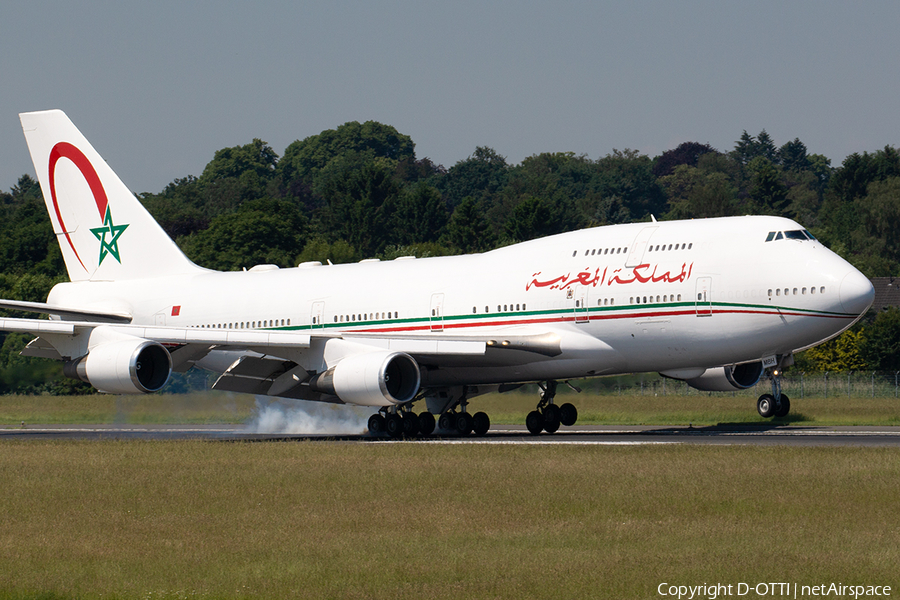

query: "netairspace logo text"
left=658, top=582, right=892, bottom=600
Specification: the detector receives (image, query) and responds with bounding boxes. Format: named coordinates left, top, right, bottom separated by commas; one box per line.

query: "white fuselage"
left=46, top=215, right=873, bottom=387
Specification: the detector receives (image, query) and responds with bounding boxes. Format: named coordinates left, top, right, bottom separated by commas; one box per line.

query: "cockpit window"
left=767, top=229, right=816, bottom=242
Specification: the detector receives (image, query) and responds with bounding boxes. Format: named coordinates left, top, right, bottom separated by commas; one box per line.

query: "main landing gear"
left=367, top=387, right=490, bottom=438
left=367, top=406, right=436, bottom=439
left=756, top=368, right=790, bottom=419
left=437, top=387, right=490, bottom=436
left=526, top=380, right=579, bottom=435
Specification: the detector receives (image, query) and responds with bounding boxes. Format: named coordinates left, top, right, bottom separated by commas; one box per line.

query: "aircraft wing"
left=0, top=303, right=583, bottom=404
left=0, top=299, right=132, bottom=323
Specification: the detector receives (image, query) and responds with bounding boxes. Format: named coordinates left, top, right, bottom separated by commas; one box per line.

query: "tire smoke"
left=244, top=396, right=371, bottom=435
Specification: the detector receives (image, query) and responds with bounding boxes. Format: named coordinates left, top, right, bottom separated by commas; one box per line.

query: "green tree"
left=747, top=157, right=788, bottom=214
left=652, top=142, right=717, bottom=178
left=445, top=197, right=496, bottom=253
left=662, top=165, right=738, bottom=219
left=394, top=183, right=448, bottom=244
left=180, top=199, right=307, bottom=270
left=798, top=329, right=866, bottom=373
left=439, top=147, right=509, bottom=211
left=861, top=307, right=900, bottom=372
left=278, top=121, right=415, bottom=188
left=316, top=159, right=403, bottom=257
left=504, top=196, right=566, bottom=242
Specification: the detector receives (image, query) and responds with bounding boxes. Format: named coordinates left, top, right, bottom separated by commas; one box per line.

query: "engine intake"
left=64, top=338, right=172, bottom=394
left=310, top=351, right=421, bottom=406
left=679, top=361, right=764, bottom=392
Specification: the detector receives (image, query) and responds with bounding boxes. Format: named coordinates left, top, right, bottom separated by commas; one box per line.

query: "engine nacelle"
left=64, top=339, right=172, bottom=394
left=679, top=361, right=764, bottom=392
left=310, top=351, right=421, bottom=406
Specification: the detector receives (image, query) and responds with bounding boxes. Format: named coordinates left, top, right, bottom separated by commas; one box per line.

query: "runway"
left=4, top=423, right=900, bottom=446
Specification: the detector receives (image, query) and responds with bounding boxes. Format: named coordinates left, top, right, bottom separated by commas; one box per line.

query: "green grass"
left=2, top=388, right=900, bottom=427
left=0, top=393, right=257, bottom=426
left=0, top=442, right=897, bottom=599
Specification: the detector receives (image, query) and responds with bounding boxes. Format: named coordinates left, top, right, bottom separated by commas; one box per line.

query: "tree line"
left=1, top=121, right=899, bottom=392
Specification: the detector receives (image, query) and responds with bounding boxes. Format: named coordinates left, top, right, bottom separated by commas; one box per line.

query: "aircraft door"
left=430, top=293, right=444, bottom=331
left=311, top=301, right=325, bottom=328
left=574, top=290, right=589, bottom=323
left=695, top=277, right=712, bottom=316
left=625, top=226, right=658, bottom=268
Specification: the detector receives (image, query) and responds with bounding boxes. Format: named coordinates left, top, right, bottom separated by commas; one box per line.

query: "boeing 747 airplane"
left=0, top=110, right=875, bottom=436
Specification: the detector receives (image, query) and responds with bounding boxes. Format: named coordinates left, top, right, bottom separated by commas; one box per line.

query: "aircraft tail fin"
left=19, top=110, right=203, bottom=282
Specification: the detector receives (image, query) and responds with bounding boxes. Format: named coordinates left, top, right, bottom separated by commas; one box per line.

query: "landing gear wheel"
left=526, top=410, right=544, bottom=435
left=559, top=403, right=578, bottom=427
left=472, top=411, right=490, bottom=436
left=757, top=394, right=776, bottom=418
left=385, top=413, right=404, bottom=437
left=456, top=412, right=473, bottom=436
left=367, top=413, right=386, bottom=435
left=543, top=406, right=561, bottom=434
left=418, top=412, right=436, bottom=436
left=774, top=394, right=791, bottom=418
left=401, top=412, right=419, bottom=436
left=438, top=411, right=455, bottom=432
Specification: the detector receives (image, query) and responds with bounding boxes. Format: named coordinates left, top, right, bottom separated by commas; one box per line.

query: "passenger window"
left=811, top=287, right=816, bottom=295
left=820, top=287, right=825, bottom=294
left=802, top=288, right=806, bottom=294
left=776, top=289, right=780, bottom=296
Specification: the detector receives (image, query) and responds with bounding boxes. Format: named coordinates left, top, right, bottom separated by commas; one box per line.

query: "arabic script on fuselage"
left=526, top=263, right=693, bottom=291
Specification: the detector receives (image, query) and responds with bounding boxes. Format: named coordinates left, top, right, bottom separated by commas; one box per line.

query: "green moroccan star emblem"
left=90, top=206, right=129, bottom=265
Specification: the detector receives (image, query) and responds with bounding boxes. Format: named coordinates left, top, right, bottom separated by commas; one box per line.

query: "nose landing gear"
left=757, top=368, right=790, bottom=418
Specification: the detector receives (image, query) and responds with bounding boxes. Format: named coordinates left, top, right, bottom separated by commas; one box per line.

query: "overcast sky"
left=3, top=0, right=899, bottom=194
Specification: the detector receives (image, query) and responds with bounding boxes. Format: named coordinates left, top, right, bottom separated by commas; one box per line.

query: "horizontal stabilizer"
left=0, top=298, right=132, bottom=323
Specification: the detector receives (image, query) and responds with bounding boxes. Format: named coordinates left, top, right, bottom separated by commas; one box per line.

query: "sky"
left=2, top=0, right=899, bottom=194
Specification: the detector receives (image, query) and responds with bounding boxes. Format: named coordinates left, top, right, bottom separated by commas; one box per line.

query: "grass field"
left=0, top=442, right=898, bottom=599
left=2, top=388, right=899, bottom=428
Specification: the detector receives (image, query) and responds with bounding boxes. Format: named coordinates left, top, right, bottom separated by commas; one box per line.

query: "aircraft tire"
left=368, top=413, right=386, bottom=435
left=774, top=394, right=791, bottom=418
left=401, top=412, right=419, bottom=436
left=456, top=412, right=473, bottom=436
left=386, top=413, right=404, bottom=437
left=438, top=411, right=454, bottom=432
left=543, top=404, right=561, bottom=433
left=526, top=410, right=544, bottom=435
left=559, top=403, right=578, bottom=426
left=472, top=411, right=490, bottom=436
left=418, top=412, right=436, bottom=436
left=757, top=394, right=776, bottom=418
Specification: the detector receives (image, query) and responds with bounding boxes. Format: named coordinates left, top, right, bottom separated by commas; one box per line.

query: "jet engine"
left=666, top=361, right=764, bottom=392
left=64, top=338, right=172, bottom=394
left=310, top=351, right=421, bottom=406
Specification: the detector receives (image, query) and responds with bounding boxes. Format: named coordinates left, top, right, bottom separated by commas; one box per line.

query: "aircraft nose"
left=839, top=269, right=874, bottom=316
